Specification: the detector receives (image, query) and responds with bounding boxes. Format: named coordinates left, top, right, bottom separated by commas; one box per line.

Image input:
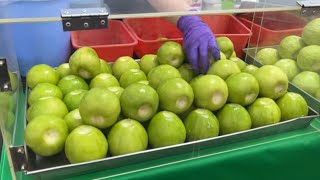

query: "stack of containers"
left=123, top=15, right=252, bottom=58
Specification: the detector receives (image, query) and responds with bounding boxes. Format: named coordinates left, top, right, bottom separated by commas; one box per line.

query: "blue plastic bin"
left=0, top=0, right=71, bottom=76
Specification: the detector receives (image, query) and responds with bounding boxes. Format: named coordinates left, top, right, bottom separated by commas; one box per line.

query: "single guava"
left=156, top=41, right=184, bottom=68
left=147, top=65, right=181, bottom=89
left=112, top=56, right=140, bottom=79
left=119, top=69, right=147, bottom=88
left=297, top=45, right=320, bottom=73
left=276, top=92, right=308, bottom=121
left=99, top=59, right=112, bottom=74
left=28, top=83, right=63, bottom=105
left=106, top=86, right=124, bottom=99
left=274, top=59, right=301, bottom=81
left=292, top=71, right=320, bottom=96
left=217, top=103, right=252, bottom=135
left=56, top=63, right=72, bottom=79
left=230, top=57, right=247, bottom=70
left=63, top=89, right=88, bottom=111
left=65, top=125, right=108, bottom=163
left=207, top=60, right=241, bottom=80
left=254, top=65, right=288, bottom=99
left=57, top=75, right=89, bottom=95
left=216, top=37, right=234, bottom=59
left=26, top=64, right=59, bottom=89
left=255, top=48, right=279, bottom=65
left=147, top=111, right=186, bottom=148
left=27, top=97, right=68, bottom=122
left=278, top=35, right=305, bottom=60
left=89, top=73, right=119, bottom=89
left=178, top=63, right=195, bottom=82
left=157, top=78, right=194, bottom=114
left=64, top=109, right=83, bottom=132
left=79, top=88, right=120, bottom=129
left=226, top=72, right=259, bottom=106
left=120, top=83, right=159, bottom=122
left=302, top=18, right=320, bottom=45
left=190, top=75, right=228, bottom=111
left=242, top=65, right=259, bottom=75
left=69, top=47, right=101, bottom=79
left=25, top=115, right=69, bottom=156
left=184, top=108, right=219, bottom=141
left=139, top=54, right=159, bottom=75
left=247, top=98, right=281, bottom=128
left=107, top=119, right=148, bottom=156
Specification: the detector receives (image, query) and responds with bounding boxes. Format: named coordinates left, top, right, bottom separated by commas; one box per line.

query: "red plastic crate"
left=71, top=20, right=138, bottom=62
left=237, top=12, right=307, bottom=47
left=199, top=15, right=252, bottom=57
left=124, top=15, right=251, bottom=58
left=123, top=17, right=183, bottom=58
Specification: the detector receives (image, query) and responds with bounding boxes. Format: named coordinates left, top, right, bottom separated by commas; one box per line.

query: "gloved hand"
left=177, top=15, right=220, bottom=74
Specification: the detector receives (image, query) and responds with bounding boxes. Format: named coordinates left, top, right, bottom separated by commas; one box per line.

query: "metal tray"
left=21, top=83, right=319, bottom=180
left=244, top=46, right=320, bottom=113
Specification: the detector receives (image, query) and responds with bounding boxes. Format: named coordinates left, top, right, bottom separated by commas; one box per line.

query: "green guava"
left=65, top=125, right=108, bottom=163
left=278, top=35, right=305, bottom=60
left=112, top=56, right=140, bottom=79
left=217, top=103, right=252, bottom=135
left=302, top=18, right=320, bottom=45
left=107, top=119, right=148, bottom=156
left=120, top=83, right=159, bottom=122
left=207, top=60, right=241, bottom=80
left=26, top=64, right=59, bottom=89
left=147, top=65, right=181, bottom=89
left=147, top=111, right=186, bottom=148
left=297, top=45, right=320, bottom=73
left=184, top=108, right=219, bottom=141
left=274, top=59, right=301, bottom=81
left=276, top=92, right=308, bottom=121
left=25, top=115, right=69, bottom=156
left=69, top=47, right=101, bottom=79
left=139, top=54, right=159, bottom=75
left=255, top=48, right=279, bottom=65
left=156, top=41, right=184, bottom=68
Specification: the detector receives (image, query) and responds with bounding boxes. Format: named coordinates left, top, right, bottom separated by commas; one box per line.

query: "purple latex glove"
left=178, top=15, right=220, bottom=74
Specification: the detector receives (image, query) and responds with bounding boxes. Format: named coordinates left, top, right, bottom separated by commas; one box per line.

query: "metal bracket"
left=0, top=58, right=12, bottom=92
left=9, top=146, right=28, bottom=172
left=60, top=8, right=109, bottom=31
left=297, top=1, right=320, bottom=16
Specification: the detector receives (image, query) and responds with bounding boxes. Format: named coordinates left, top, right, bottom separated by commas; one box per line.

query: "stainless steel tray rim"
left=25, top=112, right=319, bottom=175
